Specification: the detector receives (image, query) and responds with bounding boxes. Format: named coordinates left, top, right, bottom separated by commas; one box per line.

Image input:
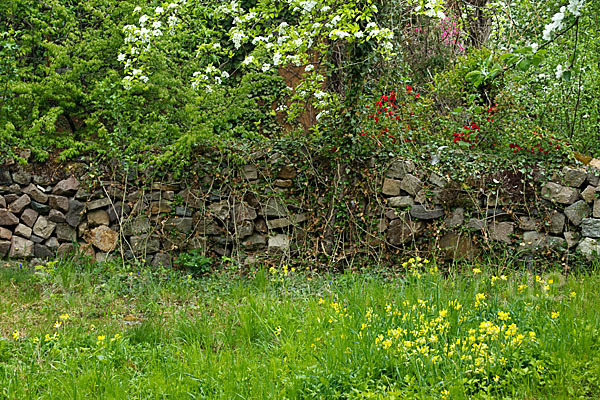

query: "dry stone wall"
left=1, top=157, right=600, bottom=265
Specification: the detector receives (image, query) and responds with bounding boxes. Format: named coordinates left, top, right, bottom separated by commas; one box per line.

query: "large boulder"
left=88, top=226, right=118, bottom=252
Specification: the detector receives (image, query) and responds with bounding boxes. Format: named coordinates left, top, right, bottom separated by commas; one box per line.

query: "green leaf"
left=517, top=58, right=531, bottom=72
left=562, top=70, right=572, bottom=81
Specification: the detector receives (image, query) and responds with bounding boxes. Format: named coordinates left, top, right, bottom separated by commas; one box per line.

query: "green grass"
left=1, top=256, right=600, bottom=399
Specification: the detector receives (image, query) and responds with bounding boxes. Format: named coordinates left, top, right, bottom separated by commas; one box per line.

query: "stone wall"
left=1, top=157, right=600, bottom=266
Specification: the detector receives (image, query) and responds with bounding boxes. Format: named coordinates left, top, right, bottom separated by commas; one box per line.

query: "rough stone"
left=87, top=209, right=110, bottom=227
left=164, top=217, right=193, bottom=234
left=0, top=196, right=4, bottom=208
left=518, top=216, right=538, bottom=231
left=242, top=165, right=258, bottom=180
left=9, top=236, right=33, bottom=258
left=12, top=169, right=31, bottom=185
left=0, top=209, right=19, bottom=226
left=151, top=183, right=180, bottom=192
left=581, top=185, right=598, bottom=203
left=562, top=166, right=588, bottom=188
left=151, top=200, right=172, bottom=214
left=409, top=205, right=444, bottom=220
left=87, top=197, right=111, bottom=210
left=175, top=206, right=193, bottom=217
left=0, top=227, right=11, bottom=240
left=489, top=222, right=514, bottom=244
left=14, top=224, right=32, bottom=239
left=89, top=226, right=118, bottom=252
left=429, top=173, right=447, bottom=188
left=32, top=216, right=56, bottom=239
left=234, top=220, right=254, bottom=239
left=233, top=202, right=257, bottom=223
left=77, top=221, right=88, bottom=238
left=581, top=218, right=600, bottom=238
left=274, top=179, right=293, bottom=188
left=542, top=182, right=579, bottom=204
left=0, top=170, right=12, bottom=185
left=564, top=232, right=580, bottom=248
left=48, top=209, right=66, bottom=223
left=261, top=198, right=288, bottom=218
left=438, top=232, right=478, bottom=260
left=196, top=218, right=221, bottom=236
left=0, top=240, right=10, bottom=257
left=208, top=201, right=231, bottom=220
left=400, top=174, right=423, bottom=196
left=242, top=233, right=267, bottom=250
left=277, top=166, right=297, bottom=179
left=32, top=175, right=50, bottom=186
left=386, top=160, right=415, bottom=180
left=46, top=237, right=59, bottom=250
left=52, top=176, right=80, bottom=196
left=384, top=209, right=400, bottom=220
left=152, top=252, right=172, bottom=267
left=387, top=219, right=422, bottom=246
left=30, top=200, right=50, bottom=215
left=377, top=219, right=388, bottom=233
left=130, top=235, right=160, bottom=255
left=254, top=217, right=268, bottom=233
left=382, top=178, right=402, bottom=196
left=564, top=200, right=591, bottom=226
left=21, top=208, right=39, bottom=227
left=56, top=224, right=76, bottom=242
left=522, top=231, right=545, bottom=249
left=466, top=218, right=485, bottom=231
left=177, top=189, right=203, bottom=209
left=267, top=217, right=292, bottom=230
left=8, top=194, right=31, bottom=214
left=30, top=235, right=44, bottom=244
left=549, top=212, right=565, bottom=234
left=588, top=168, right=600, bottom=186
left=56, top=243, right=74, bottom=258
left=34, top=244, right=54, bottom=259
left=22, top=184, right=48, bottom=203
left=268, top=234, right=290, bottom=252
left=65, top=199, right=85, bottom=227
left=388, top=196, right=414, bottom=208
left=576, top=238, right=600, bottom=260
left=4, top=193, right=18, bottom=203
left=595, top=200, right=600, bottom=218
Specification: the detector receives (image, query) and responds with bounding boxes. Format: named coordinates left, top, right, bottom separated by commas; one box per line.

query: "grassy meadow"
left=1, top=256, right=600, bottom=399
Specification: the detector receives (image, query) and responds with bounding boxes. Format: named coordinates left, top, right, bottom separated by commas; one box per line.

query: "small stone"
left=428, top=173, right=447, bottom=188
left=588, top=168, right=600, bottom=186
left=542, top=182, right=579, bottom=204
left=0, top=209, right=19, bottom=226
left=522, top=231, right=544, bottom=249
left=438, top=232, right=478, bottom=260
left=32, top=216, right=56, bottom=239
left=549, top=212, right=565, bottom=234
left=74, top=188, right=89, bottom=200
left=234, top=220, right=254, bottom=238
left=151, top=183, right=180, bottom=191
left=385, top=209, right=400, bottom=220
left=56, top=224, right=76, bottom=242
left=595, top=200, right=600, bottom=218
left=274, top=179, right=293, bottom=188
left=14, top=224, right=32, bottom=239
left=208, top=201, right=231, bottom=220
left=386, top=160, right=415, bottom=179
left=388, top=196, right=414, bottom=208
left=489, top=222, right=514, bottom=244
left=151, top=200, right=172, bottom=214
left=518, top=216, right=538, bottom=231
left=0, top=170, right=12, bottom=185
left=564, top=232, right=580, bottom=248
left=30, top=200, right=50, bottom=215
left=29, top=235, right=44, bottom=244
left=32, top=175, right=50, bottom=186
left=242, top=234, right=267, bottom=250
left=48, top=209, right=66, bottom=223
left=77, top=222, right=88, bottom=238
left=564, top=200, right=591, bottom=226
left=87, top=197, right=111, bottom=210
left=108, top=202, right=131, bottom=222
left=89, top=226, right=118, bottom=252
left=122, top=216, right=151, bottom=236
left=260, top=198, right=288, bottom=218
left=445, top=208, right=464, bottom=229
left=268, top=234, right=290, bottom=252
left=12, top=169, right=31, bottom=185
left=581, top=185, right=598, bottom=203
left=0, top=240, right=10, bottom=257
left=4, top=193, right=18, bottom=203
left=400, top=174, right=423, bottom=196
left=242, top=165, right=258, bottom=180
left=22, top=184, right=48, bottom=203
left=232, top=202, right=257, bottom=223
left=377, top=219, right=388, bottom=233
left=164, top=217, right=193, bottom=234
left=20, top=208, right=39, bottom=227
left=562, top=166, right=587, bottom=188
left=52, top=176, right=80, bottom=196
left=46, top=237, right=59, bottom=250
left=56, top=243, right=75, bottom=258
left=175, top=206, right=193, bottom=217
left=34, top=244, right=54, bottom=259
left=387, top=219, right=422, bottom=246
left=581, top=218, right=600, bottom=238
left=409, top=205, right=444, bottom=220
left=267, top=217, right=292, bottom=230
left=130, top=234, right=161, bottom=255
left=152, top=253, right=172, bottom=267
left=0, top=227, right=11, bottom=240
left=8, top=194, right=31, bottom=214
left=9, top=236, right=33, bottom=258
left=466, top=218, right=485, bottom=231
left=87, top=209, right=110, bottom=227
left=65, top=199, right=85, bottom=227
left=576, top=237, right=600, bottom=260
left=277, top=166, right=297, bottom=179
left=382, top=178, right=401, bottom=196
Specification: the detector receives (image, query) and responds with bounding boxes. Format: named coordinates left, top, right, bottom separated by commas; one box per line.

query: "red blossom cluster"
left=452, top=121, right=480, bottom=144
left=509, top=138, right=563, bottom=154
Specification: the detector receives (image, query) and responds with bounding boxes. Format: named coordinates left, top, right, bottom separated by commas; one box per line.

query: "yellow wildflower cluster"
left=401, top=257, right=434, bottom=278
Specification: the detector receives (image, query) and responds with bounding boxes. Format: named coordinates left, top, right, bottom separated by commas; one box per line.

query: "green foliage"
left=175, top=249, right=213, bottom=275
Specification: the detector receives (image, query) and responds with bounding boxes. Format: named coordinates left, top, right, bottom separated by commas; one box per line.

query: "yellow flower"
left=59, top=313, right=69, bottom=321
left=535, top=275, right=543, bottom=283
left=90, top=324, right=96, bottom=331
left=96, top=335, right=106, bottom=345
left=111, top=334, right=122, bottom=342
left=551, top=311, right=560, bottom=319
left=472, top=267, right=482, bottom=274
left=274, top=326, right=282, bottom=336
left=498, top=310, right=511, bottom=321
left=518, top=284, right=527, bottom=292
left=12, top=330, right=19, bottom=340
left=543, top=285, right=550, bottom=292
left=53, top=321, right=62, bottom=329
left=548, top=279, right=553, bottom=284
left=569, top=291, right=576, bottom=299
left=439, top=309, right=448, bottom=318
left=318, top=298, right=326, bottom=305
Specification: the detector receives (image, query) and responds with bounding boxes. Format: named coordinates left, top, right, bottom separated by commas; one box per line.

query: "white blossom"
left=117, top=53, right=126, bottom=62
left=133, top=6, right=142, bottom=13
left=155, top=6, right=164, bottom=14
left=168, top=15, right=178, bottom=27
left=139, top=15, right=149, bottom=25
left=152, top=21, right=162, bottom=29
left=262, top=63, right=271, bottom=72
left=555, top=64, right=564, bottom=79
left=242, top=55, right=254, bottom=65
left=305, top=64, right=314, bottom=72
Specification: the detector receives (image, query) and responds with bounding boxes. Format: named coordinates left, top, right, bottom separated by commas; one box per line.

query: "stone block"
left=208, top=201, right=231, bottom=220
left=542, top=182, right=579, bottom=204
left=46, top=237, right=59, bottom=250
left=438, top=232, right=478, bottom=260
left=164, top=217, right=193, bottom=234
left=130, top=235, right=161, bottom=255
left=581, top=185, right=598, bottom=203
left=562, top=166, right=587, bottom=188
left=260, top=198, right=288, bottom=218
left=89, top=226, right=118, bottom=252
left=87, top=209, right=110, bottom=227
left=594, top=200, right=600, bottom=218
left=518, top=216, right=537, bottom=231
left=564, top=200, right=591, bottom=226
left=277, top=166, right=297, bottom=179
left=388, top=196, right=414, bottom=208
left=52, top=176, right=80, bottom=196
left=268, top=234, right=290, bottom=252
left=12, top=169, right=31, bottom=185
left=56, top=224, right=76, bottom=242
left=30, top=200, right=50, bottom=215
left=9, top=236, right=33, bottom=258
left=87, top=197, right=111, bottom=210
left=32, top=216, right=56, bottom=239
left=34, top=244, right=54, bottom=259
left=409, top=205, right=444, bottom=220
left=0, top=240, right=10, bottom=257
left=14, top=224, right=32, bottom=239
left=8, top=194, right=31, bottom=214
left=151, top=200, right=172, bottom=214
left=400, top=174, right=423, bottom=196
left=274, top=179, right=293, bottom=188
left=382, top=178, right=402, bottom=196
left=242, top=165, right=258, bottom=180
left=22, top=184, right=48, bottom=203
left=549, top=212, right=565, bottom=234
left=577, top=238, right=600, bottom=260
left=21, top=208, right=39, bottom=227
left=242, top=234, right=267, bottom=250
left=48, top=209, right=66, bottom=223
left=386, top=160, right=415, bottom=180
left=0, top=227, right=11, bottom=240
left=387, top=219, right=422, bottom=246
left=65, top=199, right=85, bottom=227
left=0, top=209, right=19, bottom=226
left=175, top=206, right=193, bottom=217
left=581, top=218, right=600, bottom=238
left=489, top=222, right=514, bottom=244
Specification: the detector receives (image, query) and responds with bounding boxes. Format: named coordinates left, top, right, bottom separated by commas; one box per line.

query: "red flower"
left=406, top=85, right=412, bottom=92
